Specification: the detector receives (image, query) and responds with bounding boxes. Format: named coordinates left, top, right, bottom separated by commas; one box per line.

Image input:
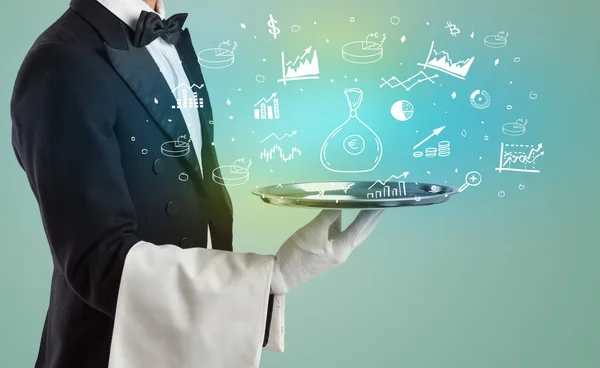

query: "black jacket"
left=10, top=0, right=272, bottom=366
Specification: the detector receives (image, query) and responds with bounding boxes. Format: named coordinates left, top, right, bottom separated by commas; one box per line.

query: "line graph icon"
left=278, top=46, right=320, bottom=85
left=260, top=144, right=302, bottom=163
left=260, top=130, right=297, bottom=144
left=417, top=41, right=475, bottom=80
left=495, top=142, right=544, bottom=173
left=380, top=71, right=439, bottom=91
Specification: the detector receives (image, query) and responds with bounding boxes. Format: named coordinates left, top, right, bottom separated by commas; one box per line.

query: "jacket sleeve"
left=11, top=42, right=140, bottom=318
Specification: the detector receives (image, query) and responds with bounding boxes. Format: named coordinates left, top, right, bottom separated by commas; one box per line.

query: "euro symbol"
left=343, top=134, right=365, bottom=156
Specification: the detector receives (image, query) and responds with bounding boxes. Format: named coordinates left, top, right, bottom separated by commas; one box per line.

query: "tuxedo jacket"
left=11, top=0, right=272, bottom=366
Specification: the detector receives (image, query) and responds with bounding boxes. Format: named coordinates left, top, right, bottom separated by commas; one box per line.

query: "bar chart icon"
left=254, top=93, right=280, bottom=120
left=171, top=83, right=205, bottom=109
left=367, top=181, right=407, bottom=199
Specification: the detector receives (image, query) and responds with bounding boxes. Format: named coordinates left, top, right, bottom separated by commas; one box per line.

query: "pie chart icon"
left=198, top=48, right=235, bottom=69
left=502, top=119, right=527, bottom=136
left=470, top=89, right=491, bottom=109
left=342, top=41, right=383, bottom=64
left=390, top=100, right=414, bottom=121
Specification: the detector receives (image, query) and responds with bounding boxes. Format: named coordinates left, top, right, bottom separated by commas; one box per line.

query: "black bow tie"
left=132, top=11, right=188, bottom=48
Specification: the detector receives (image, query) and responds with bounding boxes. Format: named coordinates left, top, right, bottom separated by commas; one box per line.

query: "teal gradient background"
left=1, top=0, right=598, bottom=366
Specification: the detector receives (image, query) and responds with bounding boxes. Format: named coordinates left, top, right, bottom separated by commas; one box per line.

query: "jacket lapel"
left=104, top=27, right=201, bottom=174
left=70, top=0, right=200, bottom=172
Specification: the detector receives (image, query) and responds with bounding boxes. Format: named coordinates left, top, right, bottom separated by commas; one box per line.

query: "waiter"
left=10, top=0, right=385, bottom=367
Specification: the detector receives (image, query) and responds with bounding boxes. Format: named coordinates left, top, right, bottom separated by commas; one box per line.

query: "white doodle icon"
left=413, top=141, right=451, bottom=158
left=343, top=135, right=365, bottom=155
left=342, top=32, right=387, bottom=64
left=267, top=14, right=280, bottom=39
left=161, top=135, right=191, bottom=158
left=254, top=93, right=280, bottom=120
left=320, top=88, right=382, bottom=173
left=260, top=145, right=302, bottom=163
left=502, top=118, right=528, bottom=136
left=342, top=182, right=355, bottom=193
left=261, top=130, right=297, bottom=144
left=496, top=142, right=544, bottom=173
left=437, top=141, right=451, bottom=157
left=413, top=127, right=449, bottom=158
left=380, top=71, right=438, bottom=91
left=458, top=171, right=482, bottom=193
left=277, top=46, right=320, bottom=85
left=212, top=158, right=252, bottom=186
left=197, top=41, right=237, bottom=69
left=171, top=83, right=204, bottom=109
left=470, top=89, right=491, bottom=109
left=413, top=126, right=446, bottom=150
left=484, top=31, right=509, bottom=48
left=445, top=22, right=460, bottom=37
left=390, top=100, right=414, bottom=121
left=367, top=172, right=409, bottom=199
left=418, top=41, right=475, bottom=80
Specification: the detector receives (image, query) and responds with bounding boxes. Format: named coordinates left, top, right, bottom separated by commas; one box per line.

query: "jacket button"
left=180, top=237, right=195, bottom=247
left=153, top=159, right=165, bottom=174
left=166, top=201, right=179, bottom=216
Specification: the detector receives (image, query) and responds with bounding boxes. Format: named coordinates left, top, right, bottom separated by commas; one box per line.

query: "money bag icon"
left=320, top=88, right=383, bottom=173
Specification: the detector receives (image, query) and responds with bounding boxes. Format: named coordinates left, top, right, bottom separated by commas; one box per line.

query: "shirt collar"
left=95, top=0, right=165, bottom=30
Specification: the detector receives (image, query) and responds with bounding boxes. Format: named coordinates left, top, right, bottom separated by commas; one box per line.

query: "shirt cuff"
left=263, top=294, right=285, bottom=352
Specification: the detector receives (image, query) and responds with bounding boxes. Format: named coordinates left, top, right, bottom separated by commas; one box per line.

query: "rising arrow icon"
left=413, top=126, right=446, bottom=150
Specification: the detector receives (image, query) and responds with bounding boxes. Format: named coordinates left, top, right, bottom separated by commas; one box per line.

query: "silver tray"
left=252, top=181, right=458, bottom=209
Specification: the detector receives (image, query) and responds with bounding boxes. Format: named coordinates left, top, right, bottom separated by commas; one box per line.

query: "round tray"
left=252, top=181, right=458, bottom=209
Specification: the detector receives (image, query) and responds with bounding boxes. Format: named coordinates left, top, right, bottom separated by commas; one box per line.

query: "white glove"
left=270, top=209, right=385, bottom=295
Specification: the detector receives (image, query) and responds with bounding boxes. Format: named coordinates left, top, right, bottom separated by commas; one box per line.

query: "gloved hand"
left=270, top=209, right=385, bottom=295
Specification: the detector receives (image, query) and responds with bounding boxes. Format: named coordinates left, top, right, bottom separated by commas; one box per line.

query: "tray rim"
left=251, top=181, right=459, bottom=208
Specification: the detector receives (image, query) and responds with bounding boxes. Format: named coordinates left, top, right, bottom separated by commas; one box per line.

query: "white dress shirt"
left=96, top=0, right=204, bottom=178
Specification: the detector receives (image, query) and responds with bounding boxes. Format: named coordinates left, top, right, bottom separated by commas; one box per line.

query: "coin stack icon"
left=425, top=147, right=438, bottom=158
left=438, top=141, right=451, bottom=157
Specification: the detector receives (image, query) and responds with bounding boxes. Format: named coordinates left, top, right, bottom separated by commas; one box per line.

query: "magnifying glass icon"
left=458, top=171, right=482, bottom=192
